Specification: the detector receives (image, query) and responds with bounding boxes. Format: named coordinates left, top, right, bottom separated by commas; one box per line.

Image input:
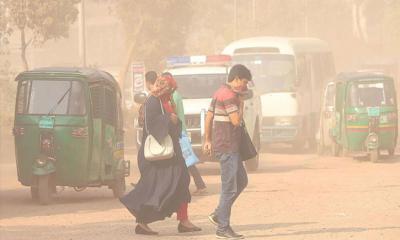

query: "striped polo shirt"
left=208, top=84, right=241, bottom=153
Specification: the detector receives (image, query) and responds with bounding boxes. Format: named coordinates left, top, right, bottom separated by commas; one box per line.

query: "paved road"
left=1, top=147, right=400, bottom=240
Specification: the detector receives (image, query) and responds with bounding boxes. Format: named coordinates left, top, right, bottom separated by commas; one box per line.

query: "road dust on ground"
left=1, top=146, right=400, bottom=240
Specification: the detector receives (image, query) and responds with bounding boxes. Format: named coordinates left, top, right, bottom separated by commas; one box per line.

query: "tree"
left=114, top=0, right=194, bottom=86
left=0, top=0, right=11, bottom=51
left=3, top=0, right=81, bottom=70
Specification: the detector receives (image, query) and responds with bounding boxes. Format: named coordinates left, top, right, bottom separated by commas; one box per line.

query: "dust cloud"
left=1, top=0, right=399, bottom=161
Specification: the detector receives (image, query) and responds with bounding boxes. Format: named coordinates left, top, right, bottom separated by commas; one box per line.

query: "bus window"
left=296, top=54, right=312, bottom=88
left=232, top=54, right=295, bottom=93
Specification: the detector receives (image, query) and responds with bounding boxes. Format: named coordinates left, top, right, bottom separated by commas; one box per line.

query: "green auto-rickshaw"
left=331, top=72, right=398, bottom=162
left=13, top=67, right=130, bottom=204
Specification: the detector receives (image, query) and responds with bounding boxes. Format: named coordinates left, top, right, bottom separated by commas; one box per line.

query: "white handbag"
left=144, top=99, right=174, bottom=161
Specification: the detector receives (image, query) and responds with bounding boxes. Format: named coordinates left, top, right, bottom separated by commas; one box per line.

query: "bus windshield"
left=17, top=80, right=86, bottom=115
left=174, top=74, right=227, bottom=99
left=232, top=54, right=295, bottom=93
left=347, top=81, right=396, bottom=107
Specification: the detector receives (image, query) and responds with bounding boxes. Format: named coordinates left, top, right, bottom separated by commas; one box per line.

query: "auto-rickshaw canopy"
left=15, top=67, right=120, bottom=94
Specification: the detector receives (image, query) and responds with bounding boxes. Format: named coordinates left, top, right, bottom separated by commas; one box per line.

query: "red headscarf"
left=151, top=75, right=177, bottom=113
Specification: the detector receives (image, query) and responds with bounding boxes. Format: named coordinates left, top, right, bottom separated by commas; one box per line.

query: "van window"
left=296, top=54, right=311, bottom=87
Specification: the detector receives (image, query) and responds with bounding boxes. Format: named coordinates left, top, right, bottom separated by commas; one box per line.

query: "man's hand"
left=170, top=113, right=179, bottom=125
left=203, top=140, right=212, bottom=156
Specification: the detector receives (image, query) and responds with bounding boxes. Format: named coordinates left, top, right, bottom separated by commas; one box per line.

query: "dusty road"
left=1, top=147, right=400, bottom=240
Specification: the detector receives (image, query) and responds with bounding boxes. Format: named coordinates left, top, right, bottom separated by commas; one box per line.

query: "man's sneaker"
left=216, top=227, right=244, bottom=239
left=208, top=213, right=219, bottom=226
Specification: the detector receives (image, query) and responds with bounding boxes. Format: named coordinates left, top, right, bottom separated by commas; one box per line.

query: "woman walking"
left=120, top=75, right=201, bottom=235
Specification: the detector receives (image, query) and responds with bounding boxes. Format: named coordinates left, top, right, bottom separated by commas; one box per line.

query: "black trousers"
left=188, top=165, right=206, bottom=189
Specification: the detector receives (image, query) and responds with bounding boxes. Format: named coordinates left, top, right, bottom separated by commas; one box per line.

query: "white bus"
left=223, top=37, right=335, bottom=149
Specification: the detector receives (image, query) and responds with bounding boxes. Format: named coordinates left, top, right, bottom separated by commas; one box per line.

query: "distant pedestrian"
left=162, top=72, right=208, bottom=195
left=203, top=64, right=252, bottom=239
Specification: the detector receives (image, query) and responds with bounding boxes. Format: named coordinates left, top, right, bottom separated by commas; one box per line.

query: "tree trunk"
left=20, top=28, right=29, bottom=71
left=117, top=17, right=144, bottom=102
left=352, top=0, right=368, bottom=43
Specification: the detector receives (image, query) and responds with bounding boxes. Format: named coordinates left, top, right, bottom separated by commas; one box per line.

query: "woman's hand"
left=170, top=113, right=179, bottom=125
left=203, top=140, right=212, bottom=156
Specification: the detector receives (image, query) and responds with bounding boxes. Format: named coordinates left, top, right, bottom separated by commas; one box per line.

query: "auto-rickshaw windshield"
left=17, top=80, right=86, bottom=115
left=347, top=80, right=396, bottom=107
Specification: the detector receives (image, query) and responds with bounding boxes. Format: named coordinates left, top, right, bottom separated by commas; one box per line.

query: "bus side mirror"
left=134, top=92, right=147, bottom=104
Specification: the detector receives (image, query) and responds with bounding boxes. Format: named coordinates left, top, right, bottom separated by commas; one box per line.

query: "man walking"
left=203, top=64, right=252, bottom=239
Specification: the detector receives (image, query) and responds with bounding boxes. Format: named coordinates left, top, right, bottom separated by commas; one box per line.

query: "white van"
left=166, top=55, right=262, bottom=170
left=223, top=37, right=335, bottom=149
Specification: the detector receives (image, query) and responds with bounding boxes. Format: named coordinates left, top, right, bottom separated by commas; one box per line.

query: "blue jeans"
left=214, top=152, right=248, bottom=232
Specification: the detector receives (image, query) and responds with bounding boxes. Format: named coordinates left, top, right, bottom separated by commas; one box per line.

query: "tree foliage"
left=1, top=0, right=81, bottom=70
left=0, top=0, right=11, bottom=50
left=115, top=0, right=194, bottom=70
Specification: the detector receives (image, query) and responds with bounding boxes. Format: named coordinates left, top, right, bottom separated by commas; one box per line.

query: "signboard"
left=132, top=62, right=145, bottom=93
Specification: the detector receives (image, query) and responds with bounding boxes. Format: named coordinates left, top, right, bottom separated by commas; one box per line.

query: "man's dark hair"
left=145, top=71, right=157, bottom=84
left=228, top=64, right=252, bottom=82
left=161, top=71, right=173, bottom=78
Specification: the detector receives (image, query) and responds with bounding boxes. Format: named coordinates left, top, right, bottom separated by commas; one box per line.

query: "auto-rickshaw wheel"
left=38, top=175, right=52, bottom=205
left=30, top=177, right=39, bottom=201
left=30, top=186, right=39, bottom=201
left=112, top=176, right=126, bottom=198
left=370, top=150, right=379, bottom=163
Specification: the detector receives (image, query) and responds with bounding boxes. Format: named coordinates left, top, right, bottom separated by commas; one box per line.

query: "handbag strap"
left=144, top=97, right=165, bottom=134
